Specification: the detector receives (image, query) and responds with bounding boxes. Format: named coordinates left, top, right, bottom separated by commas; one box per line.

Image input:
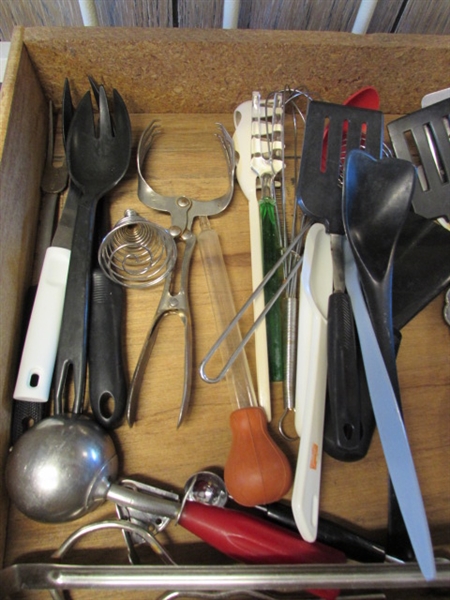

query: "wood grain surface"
left=2, top=110, right=450, bottom=600
left=238, top=0, right=359, bottom=31
left=95, top=0, right=173, bottom=28
left=1, top=0, right=450, bottom=39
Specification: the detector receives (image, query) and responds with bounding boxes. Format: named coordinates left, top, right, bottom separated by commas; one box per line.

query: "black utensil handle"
left=54, top=200, right=96, bottom=414
left=325, top=292, right=362, bottom=455
left=89, top=267, right=127, bottom=429
left=10, top=400, right=49, bottom=445
left=11, top=285, right=49, bottom=444
left=256, top=502, right=386, bottom=563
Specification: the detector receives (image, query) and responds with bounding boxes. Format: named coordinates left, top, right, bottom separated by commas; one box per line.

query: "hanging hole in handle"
left=29, top=373, right=40, bottom=388
left=98, top=392, right=116, bottom=420
left=343, top=422, right=355, bottom=441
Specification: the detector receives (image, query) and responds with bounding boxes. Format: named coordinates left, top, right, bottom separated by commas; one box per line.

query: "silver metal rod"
left=2, top=562, right=449, bottom=594
left=199, top=225, right=308, bottom=384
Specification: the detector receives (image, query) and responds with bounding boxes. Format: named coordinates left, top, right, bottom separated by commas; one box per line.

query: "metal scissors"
left=127, top=121, right=235, bottom=427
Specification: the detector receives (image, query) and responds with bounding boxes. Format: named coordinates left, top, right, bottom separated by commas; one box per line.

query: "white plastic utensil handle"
left=344, top=240, right=436, bottom=582
left=292, top=224, right=333, bottom=542
left=233, top=100, right=271, bottom=420
left=13, top=246, right=71, bottom=402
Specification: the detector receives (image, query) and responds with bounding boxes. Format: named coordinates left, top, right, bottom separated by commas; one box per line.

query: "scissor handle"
left=126, top=233, right=195, bottom=427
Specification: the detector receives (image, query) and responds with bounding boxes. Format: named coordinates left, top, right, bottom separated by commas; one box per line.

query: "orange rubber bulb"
left=224, top=406, right=293, bottom=507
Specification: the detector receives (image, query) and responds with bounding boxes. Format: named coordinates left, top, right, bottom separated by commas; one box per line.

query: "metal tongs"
left=127, top=121, right=235, bottom=427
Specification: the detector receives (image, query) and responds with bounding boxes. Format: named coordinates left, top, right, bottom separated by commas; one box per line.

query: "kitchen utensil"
left=254, top=502, right=402, bottom=565
left=54, top=518, right=175, bottom=565
left=296, top=100, right=383, bottom=460
left=12, top=94, right=73, bottom=405
left=343, top=151, right=414, bottom=404
left=321, top=86, right=380, bottom=170
left=4, top=418, right=344, bottom=600
left=83, top=74, right=127, bottom=429
left=128, top=121, right=234, bottom=427
left=214, top=88, right=312, bottom=431
left=4, top=413, right=176, bottom=523
left=113, top=478, right=181, bottom=564
left=344, top=241, right=436, bottom=581
left=343, top=150, right=419, bottom=563
left=198, top=216, right=292, bottom=507
left=88, top=201, right=127, bottom=429
left=178, top=503, right=344, bottom=600
left=183, top=471, right=402, bottom=565
left=157, top=593, right=388, bottom=600
left=199, top=223, right=308, bottom=384
left=276, top=88, right=313, bottom=443
left=445, top=288, right=450, bottom=326
left=98, top=209, right=177, bottom=288
left=184, top=471, right=228, bottom=507
left=31, top=100, right=69, bottom=286
left=3, top=563, right=449, bottom=599
left=422, top=87, right=450, bottom=108
left=10, top=100, right=69, bottom=440
left=392, top=211, right=450, bottom=330
left=53, top=86, right=131, bottom=415
left=250, top=91, right=285, bottom=382
left=343, top=151, right=435, bottom=581
left=387, top=98, right=450, bottom=221
left=291, top=223, right=333, bottom=543
left=233, top=99, right=271, bottom=419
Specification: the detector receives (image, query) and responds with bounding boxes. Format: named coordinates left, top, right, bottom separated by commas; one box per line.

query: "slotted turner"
left=387, top=97, right=450, bottom=221
left=291, top=101, right=384, bottom=542
left=296, top=100, right=383, bottom=461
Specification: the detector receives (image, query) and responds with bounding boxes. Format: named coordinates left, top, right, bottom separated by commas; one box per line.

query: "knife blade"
left=343, top=239, right=435, bottom=581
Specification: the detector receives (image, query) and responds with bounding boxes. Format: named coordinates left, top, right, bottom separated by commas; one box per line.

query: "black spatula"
left=296, top=100, right=383, bottom=460
left=387, top=97, right=450, bottom=221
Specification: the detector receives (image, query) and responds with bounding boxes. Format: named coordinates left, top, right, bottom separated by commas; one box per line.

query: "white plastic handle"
left=292, top=224, right=332, bottom=542
left=13, top=246, right=71, bottom=402
left=233, top=100, right=271, bottom=420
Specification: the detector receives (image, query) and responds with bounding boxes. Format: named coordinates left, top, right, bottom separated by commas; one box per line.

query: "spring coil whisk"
left=98, top=209, right=177, bottom=289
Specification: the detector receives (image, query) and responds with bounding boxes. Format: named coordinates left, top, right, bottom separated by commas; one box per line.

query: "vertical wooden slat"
left=366, top=0, right=404, bottom=33
left=395, top=0, right=450, bottom=34
left=0, top=0, right=83, bottom=40
left=94, top=0, right=173, bottom=27
left=238, top=0, right=360, bottom=31
left=177, top=0, right=224, bottom=28
left=367, top=0, right=450, bottom=34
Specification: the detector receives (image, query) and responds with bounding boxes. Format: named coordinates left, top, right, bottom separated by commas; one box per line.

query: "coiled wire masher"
left=98, top=209, right=177, bottom=289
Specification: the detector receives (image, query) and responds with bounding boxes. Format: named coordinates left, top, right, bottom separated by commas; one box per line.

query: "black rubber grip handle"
left=254, top=501, right=387, bottom=563
left=11, top=285, right=49, bottom=445
left=324, top=291, right=373, bottom=460
left=88, top=267, right=127, bottom=429
left=10, top=399, right=49, bottom=445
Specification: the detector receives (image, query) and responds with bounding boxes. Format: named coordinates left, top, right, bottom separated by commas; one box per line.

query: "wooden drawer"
left=0, top=27, right=449, bottom=599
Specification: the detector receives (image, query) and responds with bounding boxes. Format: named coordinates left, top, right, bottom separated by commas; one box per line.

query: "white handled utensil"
left=233, top=99, right=272, bottom=420
left=13, top=198, right=75, bottom=402
left=291, top=223, right=333, bottom=542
